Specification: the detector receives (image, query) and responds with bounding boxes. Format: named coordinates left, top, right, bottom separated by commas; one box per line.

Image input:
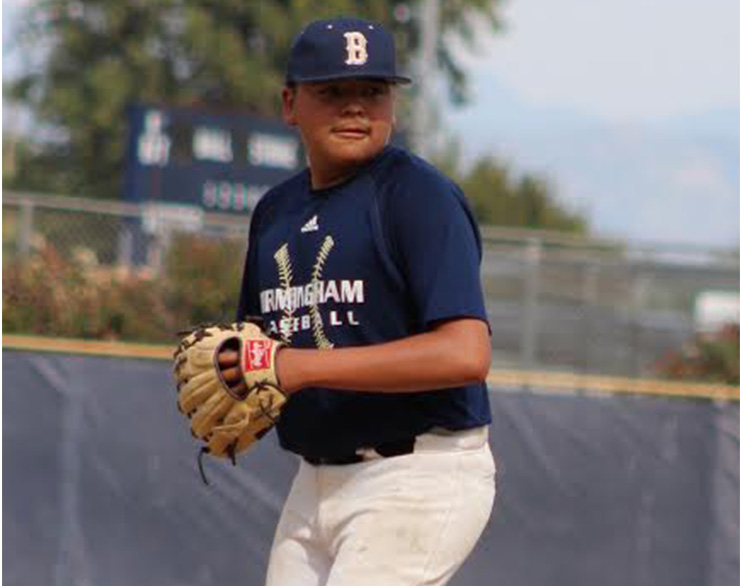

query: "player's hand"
left=172, top=321, right=288, bottom=473
left=219, top=345, right=300, bottom=396
left=217, top=348, right=245, bottom=395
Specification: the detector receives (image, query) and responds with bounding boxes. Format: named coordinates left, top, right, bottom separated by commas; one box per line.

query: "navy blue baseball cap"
left=286, top=17, right=412, bottom=85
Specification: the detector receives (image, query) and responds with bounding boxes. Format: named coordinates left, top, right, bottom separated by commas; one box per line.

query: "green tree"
left=437, top=149, right=588, bottom=232
left=6, top=0, right=501, bottom=198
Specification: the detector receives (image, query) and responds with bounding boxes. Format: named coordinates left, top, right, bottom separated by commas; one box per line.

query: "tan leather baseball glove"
left=173, top=320, right=288, bottom=483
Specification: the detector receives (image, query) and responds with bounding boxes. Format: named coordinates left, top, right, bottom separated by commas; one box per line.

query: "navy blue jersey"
left=236, top=146, right=491, bottom=459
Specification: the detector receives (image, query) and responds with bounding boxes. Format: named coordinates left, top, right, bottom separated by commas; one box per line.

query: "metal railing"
left=4, top=191, right=738, bottom=378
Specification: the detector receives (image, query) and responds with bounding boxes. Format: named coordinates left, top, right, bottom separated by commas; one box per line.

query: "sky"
left=444, top=0, right=739, bottom=247
left=3, top=0, right=739, bottom=247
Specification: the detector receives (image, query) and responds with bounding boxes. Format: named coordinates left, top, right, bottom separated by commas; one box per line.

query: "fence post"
left=581, top=263, right=600, bottom=374
left=147, top=223, right=174, bottom=277
left=522, top=238, right=542, bottom=372
left=630, top=273, right=650, bottom=376
left=117, top=226, right=134, bottom=271
left=18, top=198, right=34, bottom=258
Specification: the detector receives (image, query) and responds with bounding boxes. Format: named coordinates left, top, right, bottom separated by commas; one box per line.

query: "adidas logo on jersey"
left=301, top=215, right=319, bottom=233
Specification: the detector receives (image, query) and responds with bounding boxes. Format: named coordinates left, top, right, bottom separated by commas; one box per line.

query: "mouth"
left=331, top=125, right=371, bottom=140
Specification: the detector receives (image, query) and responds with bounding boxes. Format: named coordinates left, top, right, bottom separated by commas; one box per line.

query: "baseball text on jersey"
left=260, top=279, right=365, bottom=313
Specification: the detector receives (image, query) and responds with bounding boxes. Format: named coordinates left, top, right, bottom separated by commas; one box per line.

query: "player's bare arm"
left=218, top=317, right=491, bottom=395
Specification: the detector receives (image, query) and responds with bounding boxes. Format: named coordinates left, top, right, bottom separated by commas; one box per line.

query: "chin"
left=329, top=139, right=385, bottom=166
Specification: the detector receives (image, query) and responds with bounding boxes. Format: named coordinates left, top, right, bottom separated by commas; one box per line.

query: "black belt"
left=303, top=437, right=416, bottom=466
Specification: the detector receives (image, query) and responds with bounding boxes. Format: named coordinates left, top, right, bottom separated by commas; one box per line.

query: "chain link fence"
left=4, top=191, right=739, bottom=378
left=479, top=231, right=738, bottom=377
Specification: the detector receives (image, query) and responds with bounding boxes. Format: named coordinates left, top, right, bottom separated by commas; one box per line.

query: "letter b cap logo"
left=284, top=18, right=412, bottom=85
left=344, top=32, right=368, bottom=65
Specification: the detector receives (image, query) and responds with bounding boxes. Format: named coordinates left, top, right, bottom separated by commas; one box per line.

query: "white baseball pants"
left=265, top=426, right=496, bottom=586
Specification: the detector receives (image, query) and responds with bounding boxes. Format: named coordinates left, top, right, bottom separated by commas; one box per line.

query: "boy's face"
left=282, top=78, right=396, bottom=179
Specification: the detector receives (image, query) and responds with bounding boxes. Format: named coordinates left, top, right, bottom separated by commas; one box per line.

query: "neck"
left=308, top=161, right=363, bottom=190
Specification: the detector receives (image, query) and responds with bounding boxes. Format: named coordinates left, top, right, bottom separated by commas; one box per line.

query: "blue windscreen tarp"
left=3, top=350, right=738, bottom=586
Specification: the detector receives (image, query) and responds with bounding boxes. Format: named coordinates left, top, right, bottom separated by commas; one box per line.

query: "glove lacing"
left=196, top=380, right=284, bottom=486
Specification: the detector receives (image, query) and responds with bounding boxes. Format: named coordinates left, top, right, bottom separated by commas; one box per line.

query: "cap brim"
left=287, top=72, right=412, bottom=85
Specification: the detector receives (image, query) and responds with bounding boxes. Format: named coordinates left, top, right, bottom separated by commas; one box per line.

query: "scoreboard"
left=123, top=103, right=303, bottom=214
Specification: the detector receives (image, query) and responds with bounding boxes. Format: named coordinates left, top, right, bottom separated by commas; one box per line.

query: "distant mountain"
left=445, top=78, right=739, bottom=248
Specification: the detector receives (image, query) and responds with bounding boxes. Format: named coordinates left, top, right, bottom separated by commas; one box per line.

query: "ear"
left=282, top=87, right=297, bottom=126
left=389, top=84, right=398, bottom=127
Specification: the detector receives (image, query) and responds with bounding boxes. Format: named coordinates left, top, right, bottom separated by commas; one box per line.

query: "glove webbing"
left=196, top=380, right=283, bottom=486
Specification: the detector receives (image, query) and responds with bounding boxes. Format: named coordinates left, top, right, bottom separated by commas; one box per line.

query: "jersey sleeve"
left=385, top=168, right=489, bottom=331
left=236, top=209, right=262, bottom=321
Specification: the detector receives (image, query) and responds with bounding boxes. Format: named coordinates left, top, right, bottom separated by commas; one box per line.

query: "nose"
left=340, top=91, right=366, bottom=117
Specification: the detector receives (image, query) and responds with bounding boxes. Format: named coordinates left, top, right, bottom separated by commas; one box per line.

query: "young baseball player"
left=231, top=17, right=495, bottom=586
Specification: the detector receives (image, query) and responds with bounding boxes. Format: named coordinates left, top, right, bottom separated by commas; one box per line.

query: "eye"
left=363, top=85, right=389, bottom=98
left=318, top=85, right=342, bottom=98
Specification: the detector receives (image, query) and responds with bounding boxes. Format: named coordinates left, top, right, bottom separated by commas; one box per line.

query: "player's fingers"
left=217, top=349, right=239, bottom=367
left=229, top=380, right=248, bottom=399
left=220, top=365, right=243, bottom=385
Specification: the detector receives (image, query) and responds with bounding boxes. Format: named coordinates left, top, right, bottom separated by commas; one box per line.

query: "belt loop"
left=356, top=447, right=384, bottom=461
